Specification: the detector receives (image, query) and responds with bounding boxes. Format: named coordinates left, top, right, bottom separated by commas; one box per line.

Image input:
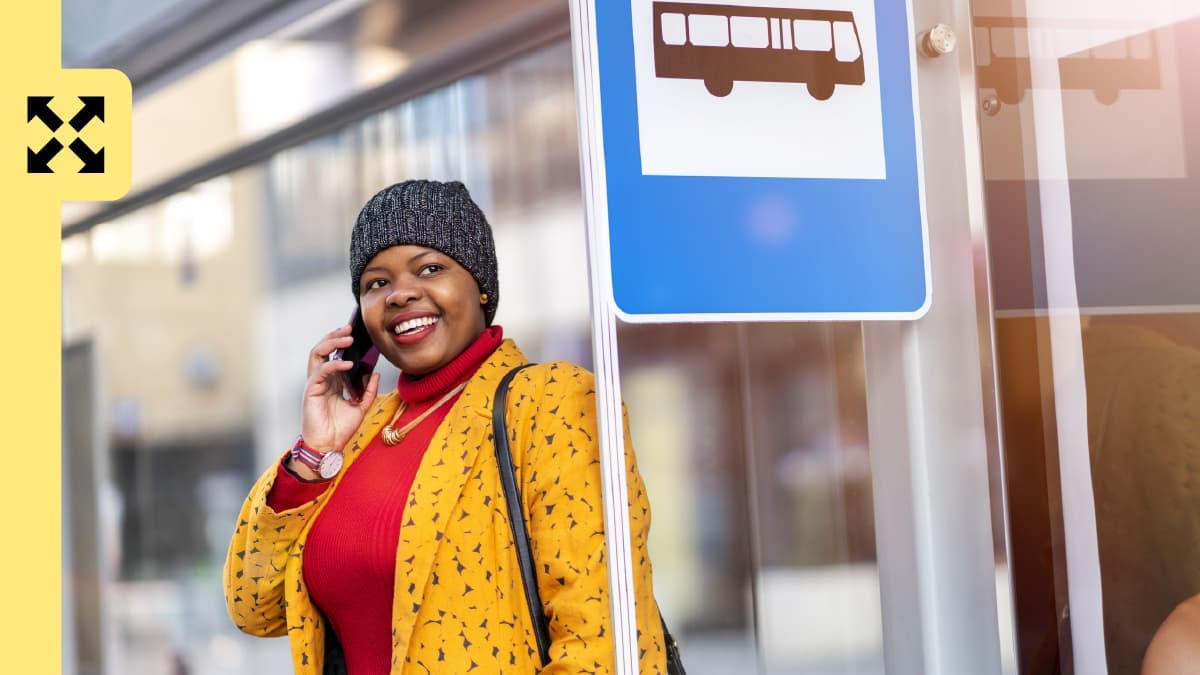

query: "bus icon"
left=652, top=2, right=867, bottom=100
left=974, top=16, right=1162, bottom=106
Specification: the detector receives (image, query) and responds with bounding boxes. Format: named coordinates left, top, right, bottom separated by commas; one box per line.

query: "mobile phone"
left=330, top=308, right=379, bottom=401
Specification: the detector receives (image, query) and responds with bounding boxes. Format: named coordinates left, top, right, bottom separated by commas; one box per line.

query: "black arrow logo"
left=69, top=96, right=105, bottom=132
left=70, top=138, right=106, bottom=173
left=28, top=138, right=64, bottom=173
left=27, top=96, right=63, bottom=131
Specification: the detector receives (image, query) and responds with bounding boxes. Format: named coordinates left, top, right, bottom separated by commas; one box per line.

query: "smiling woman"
left=357, top=246, right=487, bottom=376
left=222, top=180, right=670, bottom=675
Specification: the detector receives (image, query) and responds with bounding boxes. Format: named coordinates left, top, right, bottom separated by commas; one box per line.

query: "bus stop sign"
left=577, top=0, right=931, bottom=321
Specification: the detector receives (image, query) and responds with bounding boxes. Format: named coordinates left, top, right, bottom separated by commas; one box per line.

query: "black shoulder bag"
left=493, top=364, right=686, bottom=674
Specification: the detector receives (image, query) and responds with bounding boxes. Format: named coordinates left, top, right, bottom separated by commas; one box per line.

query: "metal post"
left=569, top=0, right=641, bottom=671
left=862, top=0, right=1007, bottom=673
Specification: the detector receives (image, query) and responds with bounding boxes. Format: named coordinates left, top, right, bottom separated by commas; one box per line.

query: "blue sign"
left=588, top=0, right=930, bottom=320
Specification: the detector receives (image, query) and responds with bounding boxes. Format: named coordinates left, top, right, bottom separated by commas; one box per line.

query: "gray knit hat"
left=350, top=180, right=498, bottom=324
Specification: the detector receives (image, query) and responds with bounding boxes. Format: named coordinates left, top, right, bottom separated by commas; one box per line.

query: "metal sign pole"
left=569, top=0, right=641, bottom=672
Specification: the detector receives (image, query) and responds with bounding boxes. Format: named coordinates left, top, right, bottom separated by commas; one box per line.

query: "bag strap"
left=494, top=364, right=686, bottom=674
left=492, top=363, right=550, bottom=665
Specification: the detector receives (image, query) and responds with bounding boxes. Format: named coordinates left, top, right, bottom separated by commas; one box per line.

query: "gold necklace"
left=381, top=381, right=469, bottom=445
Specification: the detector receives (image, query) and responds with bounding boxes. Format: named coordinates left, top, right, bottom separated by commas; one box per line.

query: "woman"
left=224, top=180, right=668, bottom=674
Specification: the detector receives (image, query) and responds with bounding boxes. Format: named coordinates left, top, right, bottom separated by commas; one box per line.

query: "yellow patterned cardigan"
left=224, top=340, right=668, bottom=674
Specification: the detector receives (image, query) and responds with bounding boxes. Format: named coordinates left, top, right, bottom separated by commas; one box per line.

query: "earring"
left=480, top=293, right=489, bottom=304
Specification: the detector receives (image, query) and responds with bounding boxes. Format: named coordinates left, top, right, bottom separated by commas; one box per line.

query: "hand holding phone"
left=297, top=310, right=382, bottom=463
left=329, top=308, right=380, bottom=402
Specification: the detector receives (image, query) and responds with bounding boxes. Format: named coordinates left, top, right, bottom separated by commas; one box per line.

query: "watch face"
left=318, top=451, right=344, bottom=479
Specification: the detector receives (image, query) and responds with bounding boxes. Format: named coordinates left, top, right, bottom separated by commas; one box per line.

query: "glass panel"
left=617, top=322, right=882, bottom=675
left=61, top=0, right=562, bottom=206
left=972, top=0, right=1200, bottom=672
left=232, top=0, right=556, bottom=139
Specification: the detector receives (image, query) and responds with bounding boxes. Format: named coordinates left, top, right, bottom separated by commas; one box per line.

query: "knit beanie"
left=349, top=180, right=499, bottom=325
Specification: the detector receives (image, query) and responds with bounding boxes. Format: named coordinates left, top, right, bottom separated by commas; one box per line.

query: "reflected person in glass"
left=223, top=180, right=668, bottom=674
left=1142, top=592, right=1200, bottom=674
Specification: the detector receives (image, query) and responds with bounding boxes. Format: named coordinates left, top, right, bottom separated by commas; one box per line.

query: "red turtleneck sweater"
left=266, top=326, right=503, bottom=675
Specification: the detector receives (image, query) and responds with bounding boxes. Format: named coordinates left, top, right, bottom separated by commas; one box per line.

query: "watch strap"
left=290, top=436, right=333, bottom=477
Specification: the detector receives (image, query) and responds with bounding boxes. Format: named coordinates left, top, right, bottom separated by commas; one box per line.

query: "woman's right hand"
left=299, top=323, right=382, bottom=456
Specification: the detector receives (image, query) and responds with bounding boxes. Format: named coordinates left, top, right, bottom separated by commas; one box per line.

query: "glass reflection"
left=974, top=0, right=1200, bottom=673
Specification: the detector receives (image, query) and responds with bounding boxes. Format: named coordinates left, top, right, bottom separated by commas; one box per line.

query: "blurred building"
left=60, top=2, right=1200, bottom=675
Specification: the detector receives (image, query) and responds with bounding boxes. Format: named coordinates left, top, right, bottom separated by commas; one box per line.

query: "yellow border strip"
left=1, top=3, right=130, bottom=671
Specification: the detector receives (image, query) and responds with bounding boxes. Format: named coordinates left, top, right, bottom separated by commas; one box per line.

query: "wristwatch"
left=290, top=436, right=344, bottom=480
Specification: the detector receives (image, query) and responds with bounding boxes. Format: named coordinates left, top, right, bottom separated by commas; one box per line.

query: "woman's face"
left=358, top=245, right=486, bottom=376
